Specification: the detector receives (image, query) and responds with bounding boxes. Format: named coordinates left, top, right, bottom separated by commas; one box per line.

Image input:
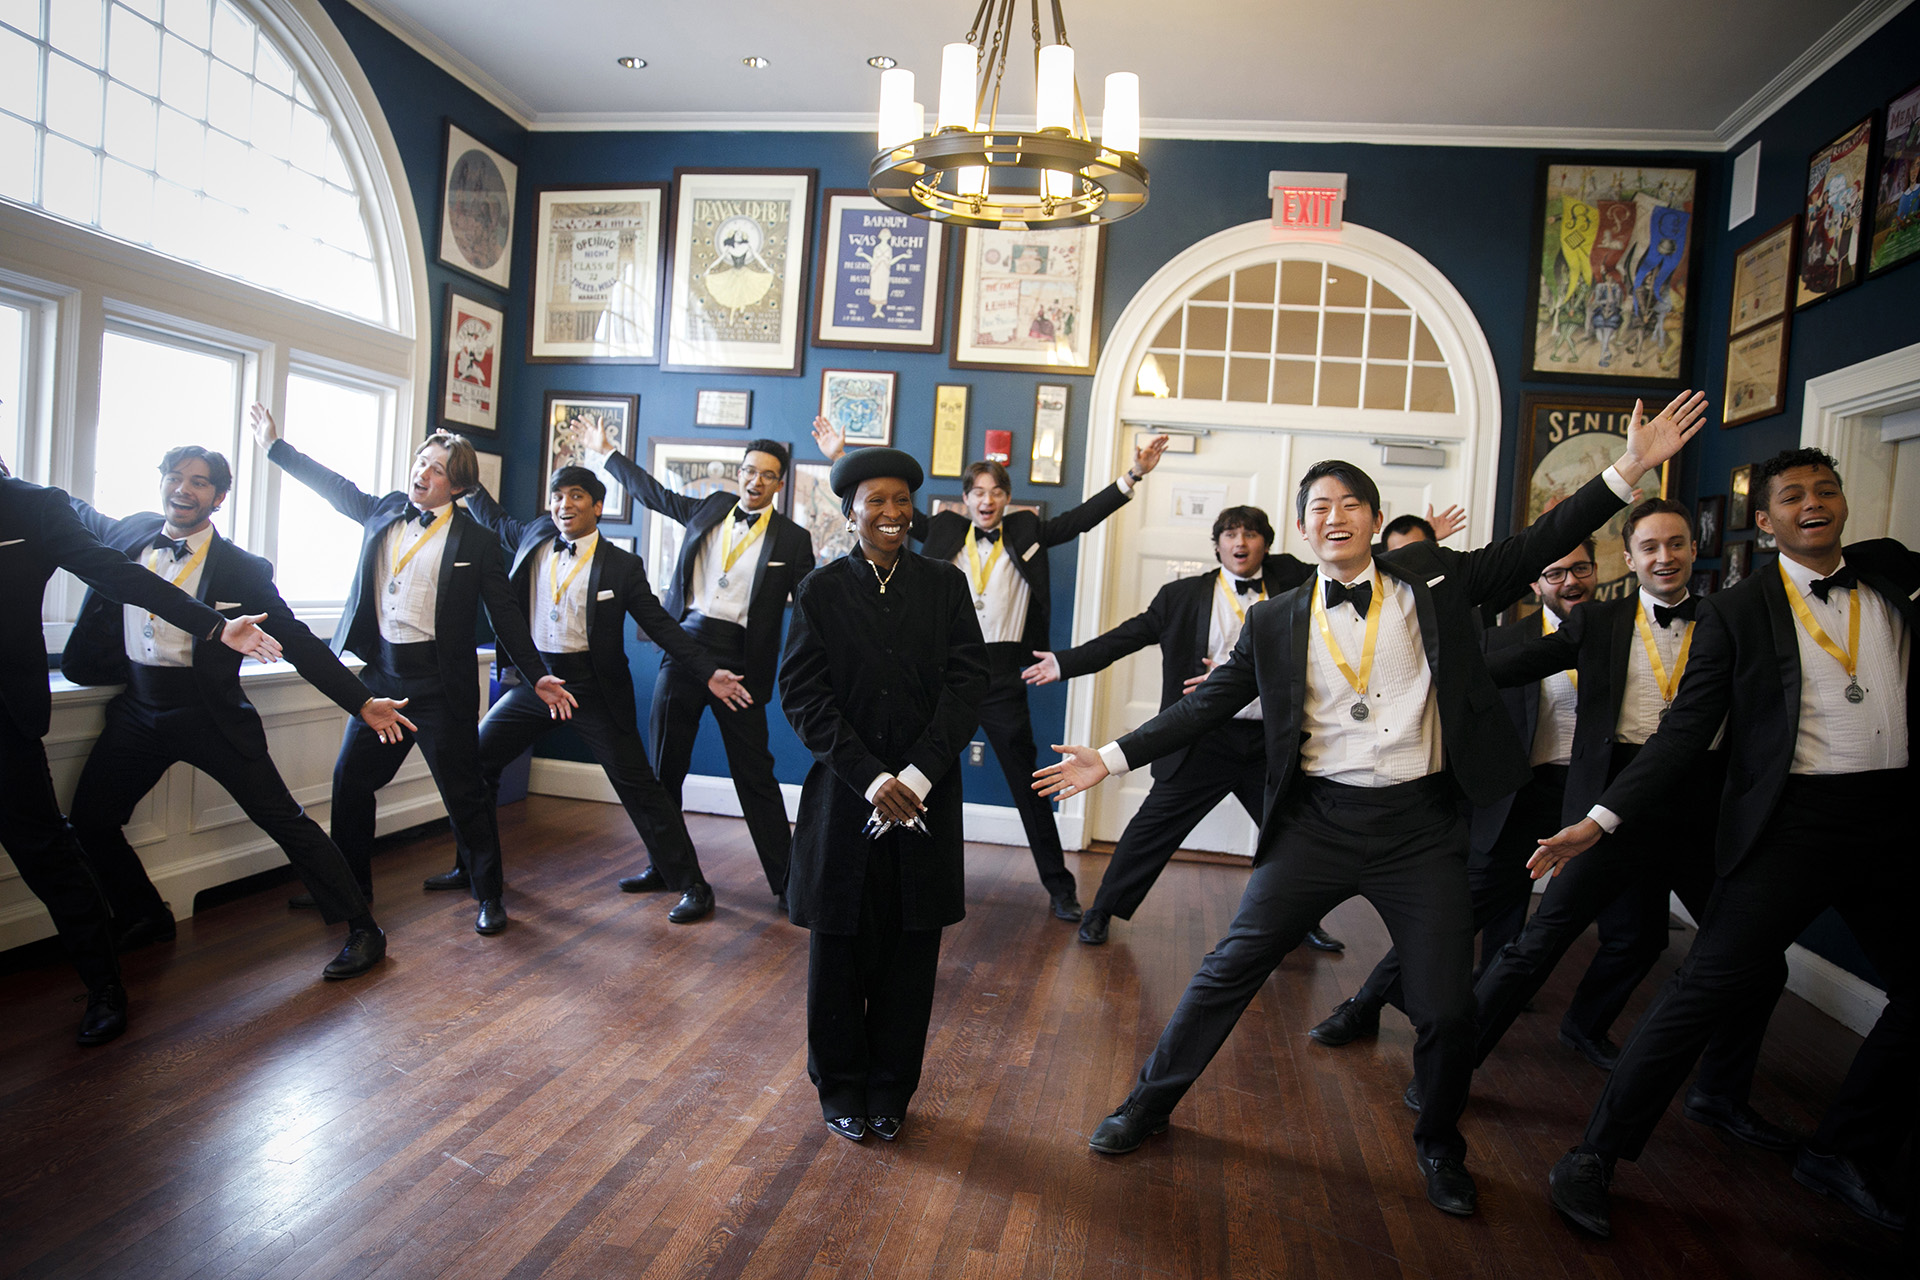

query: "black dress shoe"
left=1683, top=1090, right=1796, bottom=1152
left=618, top=865, right=666, bottom=893
left=1548, top=1148, right=1614, bottom=1238
left=1792, top=1148, right=1909, bottom=1232
left=323, top=926, right=387, bottom=980
left=77, top=982, right=128, bottom=1047
left=1419, top=1155, right=1477, bottom=1216
left=867, top=1115, right=902, bottom=1141
left=423, top=867, right=470, bottom=891
left=1558, top=1023, right=1621, bottom=1071
left=1308, top=996, right=1381, bottom=1046
left=1403, top=1079, right=1422, bottom=1113
left=1077, top=908, right=1110, bottom=945
left=1088, top=1100, right=1168, bottom=1155
left=826, top=1116, right=867, bottom=1142
left=114, top=910, right=177, bottom=951
left=1303, top=925, right=1345, bottom=952
left=668, top=881, right=714, bottom=923
left=1049, top=890, right=1084, bottom=922
left=475, top=898, right=507, bottom=935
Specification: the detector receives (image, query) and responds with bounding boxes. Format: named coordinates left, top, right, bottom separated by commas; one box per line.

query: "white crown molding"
left=1715, top=0, right=1913, bottom=146
left=343, top=0, right=535, bottom=129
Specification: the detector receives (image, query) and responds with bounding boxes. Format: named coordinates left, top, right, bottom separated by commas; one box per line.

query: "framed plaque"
left=1723, top=319, right=1789, bottom=428
left=694, top=389, right=753, bottom=428
left=1728, top=216, right=1796, bottom=334
left=931, top=384, right=969, bottom=477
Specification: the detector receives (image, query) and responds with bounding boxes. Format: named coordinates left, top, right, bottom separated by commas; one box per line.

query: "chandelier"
left=867, top=0, right=1147, bottom=230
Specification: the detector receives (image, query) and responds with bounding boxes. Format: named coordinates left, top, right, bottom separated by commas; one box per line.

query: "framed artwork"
left=1868, top=80, right=1920, bottom=277
left=437, top=122, right=517, bottom=290
left=694, top=389, right=752, bottom=428
left=526, top=183, right=666, bottom=363
left=1693, top=494, right=1725, bottom=559
left=1729, top=463, right=1754, bottom=531
left=605, top=536, right=636, bottom=554
left=642, top=438, right=776, bottom=579
left=952, top=225, right=1105, bottom=374
left=1522, top=159, right=1700, bottom=388
left=1688, top=569, right=1721, bottom=597
left=1031, top=383, right=1069, bottom=485
left=931, top=497, right=1046, bottom=519
left=663, top=168, right=816, bottom=375
left=1723, top=319, right=1789, bottom=428
left=1797, top=117, right=1874, bottom=309
left=790, top=461, right=856, bottom=563
left=440, top=289, right=503, bottom=435
left=1722, top=539, right=1753, bottom=589
left=541, top=391, right=638, bottom=523
left=1513, top=393, right=1670, bottom=604
left=931, top=384, right=969, bottom=477
left=473, top=451, right=503, bottom=501
left=819, top=369, right=896, bottom=447
left=1729, top=216, right=1797, bottom=333
left=811, top=190, right=949, bottom=352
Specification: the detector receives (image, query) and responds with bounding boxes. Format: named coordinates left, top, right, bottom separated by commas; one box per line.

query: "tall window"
left=95, top=326, right=242, bottom=522
left=277, top=369, right=386, bottom=604
left=0, top=299, right=23, bottom=466
left=0, top=0, right=388, bottom=323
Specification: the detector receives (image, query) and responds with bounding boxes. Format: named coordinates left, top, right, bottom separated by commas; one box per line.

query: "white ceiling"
left=350, top=0, right=1906, bottom=146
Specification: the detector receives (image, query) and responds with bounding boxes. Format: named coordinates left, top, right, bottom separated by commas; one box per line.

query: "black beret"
left=829, top=447, right=924, bottom=499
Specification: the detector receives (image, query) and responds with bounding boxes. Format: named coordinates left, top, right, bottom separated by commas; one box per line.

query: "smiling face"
left=1297, top=476, right=1382, bottom=579
left=738, top=450, right=785, bottom=512
left=410, top=443, right=457, bottom=509
left=854, top=476, right=914, bottom=564
left=963, top=474, right=1009, bottom=530
left=1624, top=512, right=1694, bottom=603
left=1214, top=522, right=1269, bottom=579
left=159, top=456, right=224, bottom=536
left=1755, top=464, right=1848, bottom=566
left=547, top=483, right=603, bottom=540
left=1535, top=545, right=1596, bottom=619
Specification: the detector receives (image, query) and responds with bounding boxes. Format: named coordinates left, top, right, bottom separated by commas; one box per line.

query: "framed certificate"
left=1728, top=216, right=1796, bottom=334
left=694, top=389, right=753, bottom=428
left=1723, top=319, right=1789, bottom=428
left=527, top=183, right=667, bottom=363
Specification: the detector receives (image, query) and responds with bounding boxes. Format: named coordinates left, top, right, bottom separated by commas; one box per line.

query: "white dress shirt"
left=1615, top=588, right=1693, bottom=745
left=123, top=525, right=215, bottom=668
left=690, top=503, right=773, bottom=626
left=1529, top=608, right=1577, bottom=767
left=1209, top=568, right=1265, bottom=721
left=1779, top=552, right=1909, bottom=775
left=377, top=503, right=451, bottom=643
left=954, top=525, right=1032, bottom=646
left=530, top=530, right=598, bottom=654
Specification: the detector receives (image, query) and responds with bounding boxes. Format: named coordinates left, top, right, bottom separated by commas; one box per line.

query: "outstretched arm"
left=578, top=412, right=703, bottom=525
left=458, top=481, right=541, bottom=550
left=252, top=403, right=381, bottom=525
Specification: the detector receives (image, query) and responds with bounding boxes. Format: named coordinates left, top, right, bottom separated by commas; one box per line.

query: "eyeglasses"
left=738, top=464, right=783, bottom=484
left=1540, top=561, right=1597, bottom=584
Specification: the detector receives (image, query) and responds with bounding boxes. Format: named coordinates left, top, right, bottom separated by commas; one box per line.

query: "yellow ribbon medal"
left=547, top=538, right=593, bottom=623
left=718, top=507, right=767, bottom=589
left=387, top=507, right=451, bottom=594
left=1633, top=602, right=1695, bottom=720
left=1310, top=568, right=1383, bottom=722
left=1779, top=562, right=1865, bottom=703
left=965, top=529, right=1004, bottom=611
left=141, top=536, right=213, bottom=638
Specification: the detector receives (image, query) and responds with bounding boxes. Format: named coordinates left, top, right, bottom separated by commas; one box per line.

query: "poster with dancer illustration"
left=812, top=191, right=948, bottom=352
left=664, top=169, right=815, bottom=375
left=953, top=225, right=1105, bottom=374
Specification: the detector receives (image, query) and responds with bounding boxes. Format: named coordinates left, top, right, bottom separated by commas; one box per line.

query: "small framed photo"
left=1723, top=318, right=1789, bottom=428
left=1031, top=383, right=1069, bottom=485
left=643, top=438, right=778, bottom=578
left=1722, top=539, right=1752, bottom=589
left=527, top=183, right=667, bottom=363
left=1797, top=116, right=1874, bottom=309
left=441, top=289, right=504, bottom=435
left=931, top=384, right=969, bottom=477
left=1688, top=569, right=1720, bottom=597
left=663, top=168, right=817, bottom=375
left=952, top=225, right=1105, bottom=374
left=1868, top=80, right=1920, bottom=278
left=1729, top=216, right=1797, bottom=334
left=542, top=391, right=639, bottom=523
left=820, top=369, right=897, bottom=447
left=1729, top=463, right=1754, bottom=530
left=1693, top=494, right=1725, bottom=559
left=790, top=461, right=856, bottom=563
left=472, top=450, right=503, bottom=501
left=438, top=122, right=517, bottom=290
left=812, top=190, right=950, bottom=352
left=694, top=389, right=753, bottom=428
left=605, top=536, right=635, bottom=554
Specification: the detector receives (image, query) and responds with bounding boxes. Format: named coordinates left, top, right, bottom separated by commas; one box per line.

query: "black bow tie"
left=554, top=536, right=577, bottom=557
left=1232, top=577, right=1262, bottom=596
left=732, top=506, right=761, bottom=525
left=1653, top=597, right=1696, bottom=628
left=1324, top=579, right=1372, bottom=615
left=974, top=527, right=1001, bottom=544
left=1808, top=566, right=1856, bottom=602
left=404, top=504, right=437, bottom=528
left=150, top=535, right=189, bottom=560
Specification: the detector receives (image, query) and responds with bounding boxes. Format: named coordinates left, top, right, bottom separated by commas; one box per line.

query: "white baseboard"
left=526, top=761, right=1079, bottom=850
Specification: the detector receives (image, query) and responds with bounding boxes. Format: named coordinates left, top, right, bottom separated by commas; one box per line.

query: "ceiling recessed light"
left=867, top=55, right=896, bottom=69
left=616, top=56, right=647, bottom=69
left=742, top=55, right=770, bottom=69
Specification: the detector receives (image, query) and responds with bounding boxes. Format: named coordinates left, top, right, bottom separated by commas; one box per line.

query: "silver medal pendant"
left=386, top=580, right=399, bottom=595
left=142, top=622, right=155, bottom=639
left=1350, top=700, right=1370, bottom=722
left=549, top=607, right=561, bottom=623
left=718, top=573, right=730, bottom=589
left=974, top=597, right=986, bottom=611
left=1659, top=704, right=1671, bottom=723
left=1845, top=680, right=1865, bottom=704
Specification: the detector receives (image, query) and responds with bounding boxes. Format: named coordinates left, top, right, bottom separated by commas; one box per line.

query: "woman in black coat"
left=778, top=447, right=989, bottom=1143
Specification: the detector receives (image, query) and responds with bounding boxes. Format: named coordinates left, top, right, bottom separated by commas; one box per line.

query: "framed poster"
left=1693, top=494, right=1725, bottom=559
left=1729, top=216, right=1797, bottom=333
left=437, top=122, right=516, bottom=290
left=663, top=168, right=816, bottom=375
left=1797, top=117, right=1874, bottom=309
left=1722, top=539, right=1753, bottom=589
left=1513, top=393, right=1670, bottom=604
left=952, top=225, right=1105, bottom=374
left=694, top=389, right=752, bottom=428
left=931, top=384, right=969, bottom=477
left=527, top=183, right=666, bottom=363
left=811, top=190, right=949, bottom=352
left=819, top=369, right=896, bottom=447
left=1729, top=463, right=1754, bottom=531
left=1723, top=319, right=1789, bottom=428
left=1522, top=159, right=1700, bottom=388
left=541, top=391, right=638, bottom=523
left=1031, top=383, right=1069, bottom=485
left=931, top=497, right=1046, bottom=520
left=1868, top=80, right=1920, bottom=277
left=473, top=451, right=503, bottom=501
left=642, top=438, right=777, bottom=579
left=441, top=289, right=503, bottom=435
left=790, top=461, right=856, bottom=564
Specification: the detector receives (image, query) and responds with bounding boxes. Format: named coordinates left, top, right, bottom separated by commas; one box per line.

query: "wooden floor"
left=0, top=796, right=1910, bottom=1279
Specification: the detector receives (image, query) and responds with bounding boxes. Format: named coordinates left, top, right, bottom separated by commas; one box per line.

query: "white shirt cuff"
left=1116, top=472, right=1136, bottom=495
left=1097, top=741, right=1132, bottom=777
left=898, top=765, right=933, bottom=801
left=1601, top=465, right=1633, bottom=503
left=1587, top=804, right=1623, bottom=834
left=864, top=773, right=893, bottom=802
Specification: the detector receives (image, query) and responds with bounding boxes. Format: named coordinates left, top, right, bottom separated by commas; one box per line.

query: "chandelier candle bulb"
left=1102, top=72, right=1140, bottom=153
left=914, top=102, right=926, bottom=139
left=1035, top=44, right=1075, bottom=133
left=958, top=165, right=989, bottom=200
left=1043, top=168, right=1075, bottom=200
left=938, top=43, right=978, bottom=130
left=878, top=67, right=917, bottom=149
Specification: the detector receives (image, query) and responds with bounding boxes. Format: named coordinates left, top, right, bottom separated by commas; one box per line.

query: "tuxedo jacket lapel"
left=584, top=540, right=606, bottom=632
left=1606, top=600, right=1635, bottom=727
left=1758, top=568, right=1804, bottom=752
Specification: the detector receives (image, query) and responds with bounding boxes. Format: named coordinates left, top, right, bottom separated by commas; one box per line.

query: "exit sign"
left=1269, top=171, right=1347, bottom=232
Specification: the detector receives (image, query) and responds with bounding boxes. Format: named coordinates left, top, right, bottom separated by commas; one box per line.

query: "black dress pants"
left=331, top=641, right=496, bottom=898
left=977, top=643, right=1072, bottom=896
left=806, top=831, right=943, bottom=1119
left=1090, top=719, right=1265, bottom=919
left=70, top=676, right=368, bottom=926
left=650, top=616, right=789, bottom=896
left=1587, top=772, right=1915, bottom=1166
left=1128, top=774, right=1478, bottom=1163
left=1354, top=764, right=1563, bottom=1014
left=0, top=716, right=118, bottom=991
left=460, top=655, right=705, bottom=899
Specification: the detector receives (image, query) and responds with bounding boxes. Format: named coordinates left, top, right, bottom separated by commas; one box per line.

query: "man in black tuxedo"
left=251, top=405, right=570, bottom=917
left=0, top=454, right=281, bottom=1044
left=1038, top=391, right=1703, bottom=1218
left=816, top=417, right=1170, bottom=921
left=1022, top=506, right=1339, bottom=951
left=60, top=446, right=403, bottom=978
left=1540, top=449, right=1917, bottom=1238
left=582, top=421, right=812, bottom=907
left=453, top=466, right=753, bottom=930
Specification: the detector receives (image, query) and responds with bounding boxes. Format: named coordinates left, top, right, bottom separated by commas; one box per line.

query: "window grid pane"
left=278, top=370, right=383, bottom=603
